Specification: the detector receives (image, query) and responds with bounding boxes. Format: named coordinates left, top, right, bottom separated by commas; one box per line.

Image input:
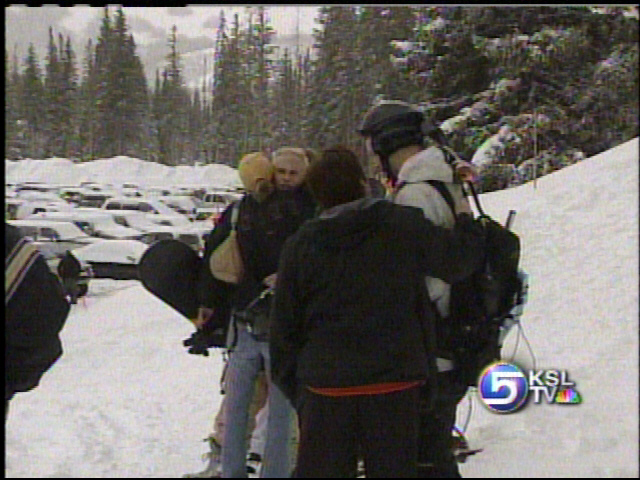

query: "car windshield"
left=78, top=197, right=107, bottom=208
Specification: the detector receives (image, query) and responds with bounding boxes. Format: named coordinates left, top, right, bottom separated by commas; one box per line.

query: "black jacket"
left=197, top=187, right=316, bottom=329
left=269, top=198, right=485, bottom=404
left=5, top=224, right=69, bottom=402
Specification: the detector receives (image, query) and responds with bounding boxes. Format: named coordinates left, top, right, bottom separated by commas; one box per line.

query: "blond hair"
left=272, top=147, right=309, bottom=168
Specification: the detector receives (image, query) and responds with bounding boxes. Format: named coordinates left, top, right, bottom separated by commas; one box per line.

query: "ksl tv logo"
left=477, top=362, right=582, bottom=413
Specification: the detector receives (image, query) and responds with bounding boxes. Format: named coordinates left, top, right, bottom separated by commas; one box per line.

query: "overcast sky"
left=5, top=6, right=318, bottom=60
left=5, top=6, right=318, bottom=47
left=5, top=6, right=319, bottom=85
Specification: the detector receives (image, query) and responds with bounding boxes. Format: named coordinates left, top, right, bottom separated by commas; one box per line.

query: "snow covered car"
left=137, top=225, right=204, bottom=253
left=5, top=197, right=25, bottom=220
left=7, top=219, right=95, bottom=294
left=158, top=195, right=198, bottom=221
left=72, top=239, right=149, bottom=280
left=76, top=191, right=118, bottom=208
left=26, top=210, right=145, bottom=241
left=7, top=197, right=75, bottom=219
left=102, top=197, right=191, bottom=227
left=8, top=219, right=103, bottom=256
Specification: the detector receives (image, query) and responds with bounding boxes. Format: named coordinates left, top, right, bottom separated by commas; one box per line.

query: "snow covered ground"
left=5, top=139, right=639, bottom=478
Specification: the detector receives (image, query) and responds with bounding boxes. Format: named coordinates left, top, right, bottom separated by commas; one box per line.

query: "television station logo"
left=477, top=361, right=582, bottom=414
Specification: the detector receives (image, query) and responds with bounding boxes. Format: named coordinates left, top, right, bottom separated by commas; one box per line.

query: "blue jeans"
left=221, top=324, right=296, bottom=478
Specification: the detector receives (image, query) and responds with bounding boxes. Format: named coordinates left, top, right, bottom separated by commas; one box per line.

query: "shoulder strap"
left=425, top=180, right=456, bottom=218
left=395, top=179, right=456, bottom=219
left=437, top=144, right=487, bottom=217
left=230, top=201, right=240, bottom=230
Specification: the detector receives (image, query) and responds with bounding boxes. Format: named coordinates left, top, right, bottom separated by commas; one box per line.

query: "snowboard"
left=138, top=239, right=202, bottom=321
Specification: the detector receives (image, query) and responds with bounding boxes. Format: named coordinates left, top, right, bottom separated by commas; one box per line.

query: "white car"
left=8, top=218, right=99, bottom=291
left=72, top=239, right=149, bottom=280
left=8, top=219, right=103, bottom=256
left=108, top=211, right=205, bottom=252
left=102, top=197, right=191, bottom=226
left=158, top=195, right=198, bottom=220
left=26, top=210, right=144, bottom=240
left=76, top=191, right=118, bottom=208
left=139, top=225, right=204, bottom=252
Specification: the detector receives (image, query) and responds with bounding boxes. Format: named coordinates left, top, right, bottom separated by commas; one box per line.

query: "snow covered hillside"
left=5, top=138, right=639, bottom=478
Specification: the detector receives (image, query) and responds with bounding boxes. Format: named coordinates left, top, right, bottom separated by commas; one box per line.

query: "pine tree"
left=110, top=7, right=150, bottom=157
left=245, top=7, right=276, bottom=152
left=5, top=46, right=23, bottom=159
left=153, top=24, right=192, bottom=165
left=304, top=6, right=360, bottom=149
left=77, top=38, right=98, bottom=161
left=21, top=43, right=45, bottom=158
left=44, top=27, right=64, bottom=157
left=93, top=6, right=114, bottom=158
left=271, top=48, right=298, bottom=147
left=210, top=11, right=245, bottom=164
left=59, top=35, right=79, bottom=159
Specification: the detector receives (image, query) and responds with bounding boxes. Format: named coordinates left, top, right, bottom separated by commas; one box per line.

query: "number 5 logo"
left=484, top=372, right=525, bottom=405
left=478, top=362, right=529, bottom=413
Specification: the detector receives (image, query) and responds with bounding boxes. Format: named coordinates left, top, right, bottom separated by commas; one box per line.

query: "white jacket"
left=392, top=146, right=471, bottom=322
left=392, top=146, right=472, bottom=371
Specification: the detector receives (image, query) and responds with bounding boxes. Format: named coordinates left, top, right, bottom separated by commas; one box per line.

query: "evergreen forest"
left=4, top=6, right=638, bottom=191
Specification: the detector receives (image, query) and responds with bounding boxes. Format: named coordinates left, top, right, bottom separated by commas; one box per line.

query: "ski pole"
left=505, top=210, right=516, bottom=229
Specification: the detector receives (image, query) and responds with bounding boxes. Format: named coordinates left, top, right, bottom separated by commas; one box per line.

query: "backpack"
left=398, top=150, right=528, bottom=387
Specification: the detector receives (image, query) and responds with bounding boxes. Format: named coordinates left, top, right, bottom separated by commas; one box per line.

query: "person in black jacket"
left=269, top=147, right=485, bottom=478
left=5, top=223, right=70, bottom=421
left=57, top=250, right=82, bottom=304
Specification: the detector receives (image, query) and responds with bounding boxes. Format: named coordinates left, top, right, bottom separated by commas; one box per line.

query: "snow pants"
left=418, top=371, right=468, bottom=478
left=293, top=385, right=422, bottom=478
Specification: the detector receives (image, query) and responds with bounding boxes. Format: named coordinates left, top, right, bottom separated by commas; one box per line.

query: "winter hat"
left=238, top=152, right=274, bottom=193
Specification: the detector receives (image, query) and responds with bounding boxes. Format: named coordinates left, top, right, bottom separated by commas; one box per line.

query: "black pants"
left=418, top=372, right=468, bottom=478
left=294, top=385, right=421, bottom=478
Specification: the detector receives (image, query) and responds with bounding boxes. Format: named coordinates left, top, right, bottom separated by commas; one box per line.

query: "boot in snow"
left=183, top=436, right=222, bottom=478
left=246, top=452, right=262, bottom=477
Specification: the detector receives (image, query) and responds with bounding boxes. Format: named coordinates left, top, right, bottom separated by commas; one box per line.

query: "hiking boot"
left=246, top=452, right=262, bottom=476
left=183, top=437, right=222, bottom=478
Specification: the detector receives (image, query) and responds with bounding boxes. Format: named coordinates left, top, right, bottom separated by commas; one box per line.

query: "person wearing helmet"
left=359, top=100, right=475, bottom=477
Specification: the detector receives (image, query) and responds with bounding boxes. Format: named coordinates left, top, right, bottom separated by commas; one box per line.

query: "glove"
left=183, top=330, right=212, bottom=356
left=183, top=323, right=228, bottom=356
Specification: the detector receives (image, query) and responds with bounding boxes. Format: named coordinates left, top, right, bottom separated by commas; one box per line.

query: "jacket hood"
left=301, top=197, right=393, bottom=251
left=397, top=146, right=454, bottom=184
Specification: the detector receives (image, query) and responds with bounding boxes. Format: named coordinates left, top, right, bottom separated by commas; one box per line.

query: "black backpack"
left=398, top=166, right=525, bottom=387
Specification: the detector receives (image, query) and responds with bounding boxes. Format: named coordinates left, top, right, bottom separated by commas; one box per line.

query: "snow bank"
left=5, top=156, right=241, bottom=190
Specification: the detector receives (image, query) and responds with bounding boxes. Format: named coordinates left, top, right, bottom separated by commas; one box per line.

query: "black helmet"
left=358, top=100, right=424, bottom=137
left=358, top=100, right=427, bottom=184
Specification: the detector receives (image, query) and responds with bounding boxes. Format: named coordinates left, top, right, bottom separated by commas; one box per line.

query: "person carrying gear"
left=358, top=100, right=477, bottom=477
